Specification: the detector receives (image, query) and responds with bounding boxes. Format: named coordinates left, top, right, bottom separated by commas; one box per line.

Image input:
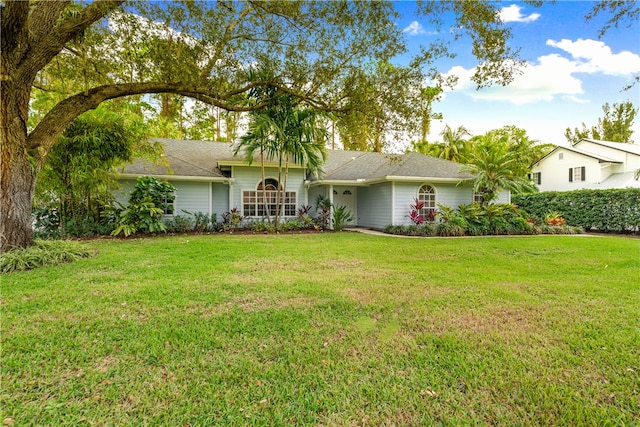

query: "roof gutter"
left=117, top=173, right=233, bottom=183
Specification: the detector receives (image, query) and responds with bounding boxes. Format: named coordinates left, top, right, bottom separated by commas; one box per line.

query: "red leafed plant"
left=407, top=198, right=425, bottom=225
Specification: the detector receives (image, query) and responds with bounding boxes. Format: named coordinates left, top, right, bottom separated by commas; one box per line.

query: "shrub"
left=513, top=189, right=640, bottom=233
left=184, top=211, right=218, bottom=232
left=221, top=208, right=244, bottom=231
left=332, top=205, right=355, bottom=232
left=164, top=214, right=195, bottom=233
left=297, top=205, right=315, bottom=229
left=113, top=177, right=176, bottom=237
left=314, top=196, right=332, bottom=230
left=406, top=198, right=425, bottom=225
left=1, top=240, right=92, bottom=274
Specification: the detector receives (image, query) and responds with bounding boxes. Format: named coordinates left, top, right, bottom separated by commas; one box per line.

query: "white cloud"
left=547, top=38, right=640, bottom=76
left=499, top=5, right=540, bottom=23
left=441, top=38, right=640, bottom=105
left=403, top=21, right=425, bottom=36
left=442, top=55, right=584, bottom=105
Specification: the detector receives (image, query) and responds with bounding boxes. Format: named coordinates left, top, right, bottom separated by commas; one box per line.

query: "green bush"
left=113, top=177, right=176, bottom=237
left=164, top=214, right=195, bottom=233
left=1, top=240, right=92, bottom=273
left=513, top=189, right=640, bottom=233
left=332, top=205, right=354, bottom=232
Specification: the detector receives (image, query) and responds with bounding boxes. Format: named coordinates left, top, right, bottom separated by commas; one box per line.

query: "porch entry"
left=332, top=186, right=357, bottom=226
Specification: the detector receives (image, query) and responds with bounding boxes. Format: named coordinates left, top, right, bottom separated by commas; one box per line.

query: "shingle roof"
left=316, top=150, right=473, bottom=181
left=119, top=139, right=232, bottom=178
left=120, top=139, right=473, bottom=182
left=538, top=144, right=622, bottom=164
left=575, top=139, right=640, bottom=156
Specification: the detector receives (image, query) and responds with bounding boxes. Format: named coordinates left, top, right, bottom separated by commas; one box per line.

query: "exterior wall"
left=114, top=179, right=136, bottom=207
left=116, top=179, right=225, bottom=219
left=532, top=148, right=604, bottom=192
left=356, top=183, right=392, bottom=229
left=211, top=182, right=229, bottom=220
left=172, top=181, right=211, bottom=215
left=308, top=186, right=327, bottom=217
left=574, top=141, right=640, bottom=172
left=231, top=166, right=307, bottom=218
left=392, top=181, right=477, bottom=226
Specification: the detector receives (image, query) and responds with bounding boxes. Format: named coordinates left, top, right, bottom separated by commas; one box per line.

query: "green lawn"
left=2, top=233, right=639, bottom=425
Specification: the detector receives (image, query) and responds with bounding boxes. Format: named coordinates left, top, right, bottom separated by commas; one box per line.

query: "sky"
left=392, top=1, right=640, bottom=146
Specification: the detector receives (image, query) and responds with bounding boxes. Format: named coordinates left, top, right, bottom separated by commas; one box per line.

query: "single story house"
left=116, top=139, right=509, bottom=228
left=530, top=138, right=640, bottom=192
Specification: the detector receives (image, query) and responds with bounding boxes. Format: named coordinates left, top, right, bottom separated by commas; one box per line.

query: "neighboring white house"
left=531, top=139, right=640, bottom=192
left=116, top=139, right=510, bottom=229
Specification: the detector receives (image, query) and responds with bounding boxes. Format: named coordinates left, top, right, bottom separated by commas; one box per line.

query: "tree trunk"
left=1, top=82, right=37, bottom=251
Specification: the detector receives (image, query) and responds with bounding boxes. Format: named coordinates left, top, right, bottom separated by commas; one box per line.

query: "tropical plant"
left=460, top=136, right=538, bottom=204
left=332, top=206, right=355, bottom=232
left=235, top=86, right=328, bottom=229
left=315, top=196, right=333, bottom=231
left=112, top=177, right=176, bottom=237
left=34, top=106, right=157, bottom=237
left=407, top=198, right=425, bottom=225
left=544, top=212, right=566, bottom=226
left=221, top=208, right=244, bottom=231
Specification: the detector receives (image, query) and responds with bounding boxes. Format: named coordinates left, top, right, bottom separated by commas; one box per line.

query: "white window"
left=530, top=172, right=541, bottom=185
left=163, top=193, right=175, bottom=215
left=243, top=179, right=296, bottom=217
left=473, top=192, right=485, bottom=204
left=558, top=153, right=564, bottom=160
left=569, top=167, right=585, bottom=182
left=418, top=184, right=436, bottom=218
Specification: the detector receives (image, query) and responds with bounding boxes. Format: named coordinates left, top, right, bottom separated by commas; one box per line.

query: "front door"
left=332, top=186, right=357, bottom=226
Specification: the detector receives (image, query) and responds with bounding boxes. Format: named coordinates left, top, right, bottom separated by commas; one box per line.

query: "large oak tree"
left=1, top=0, right=567, bottom=251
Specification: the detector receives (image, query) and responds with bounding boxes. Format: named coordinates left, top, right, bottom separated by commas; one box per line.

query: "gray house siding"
left=172, top=181, right=211, bottom=215
left=392, top=182, right=478, bottom=226
left=212, top=182, right=229, bottom=219
left=308, top=186, right=327, bottom=217
left=357, top=183, right=392, bottom=229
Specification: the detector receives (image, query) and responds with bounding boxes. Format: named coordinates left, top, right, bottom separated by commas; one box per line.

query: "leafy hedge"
left=513, top=188, right=640, bottom=233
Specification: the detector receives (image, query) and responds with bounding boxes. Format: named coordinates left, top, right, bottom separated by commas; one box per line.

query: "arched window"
left=243, top=179, right=296, bottom=217
left=417, top=184, right=436, bottom=219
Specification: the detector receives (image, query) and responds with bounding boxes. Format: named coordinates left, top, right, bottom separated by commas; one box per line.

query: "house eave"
left=217, top=160, right=305, bottom=169
left=118, top=173, right=232, bottom=183
left=308, top=179, right=370, bottom=187
left=378, top=175, right=469, bottom=184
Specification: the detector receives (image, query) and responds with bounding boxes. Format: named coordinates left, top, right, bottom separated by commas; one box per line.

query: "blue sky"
left=392, top=1, right=640, bottom=146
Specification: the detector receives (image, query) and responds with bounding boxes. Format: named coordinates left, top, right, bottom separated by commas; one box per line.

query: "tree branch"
left=17, top=1, right=124, bottom=83
left=26, top=81, right=278, bottom=160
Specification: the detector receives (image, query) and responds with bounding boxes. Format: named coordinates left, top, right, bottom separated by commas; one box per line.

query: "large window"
left=569, top=166, right=585, bottom=182
left=417, top=184, right=436, bottom=217
left=243, top=179, right=296, bottom=217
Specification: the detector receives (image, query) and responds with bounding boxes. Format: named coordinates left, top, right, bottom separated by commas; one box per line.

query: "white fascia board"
left=217, top=160, right=305, bottom=169
left=118, top=173, right=232, bottom=183
left=372, top=176, right=468, bottom=184
left=308, top=179, right=370, bottom=187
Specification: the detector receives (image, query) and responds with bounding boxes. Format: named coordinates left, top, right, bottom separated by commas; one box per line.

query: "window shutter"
left=569, top=168, right=573, bottom=182
left=581, top=166, right=585, bottom=181
left=537, top=173, right=541, bottom=185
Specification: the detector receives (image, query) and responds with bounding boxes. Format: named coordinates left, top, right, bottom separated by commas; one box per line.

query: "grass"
left=2, top=233, right=639, bottom=425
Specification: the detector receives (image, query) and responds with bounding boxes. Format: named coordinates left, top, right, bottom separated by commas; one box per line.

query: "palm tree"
left=235, top=93, right=327, bottom=229
left=461, top=135, right=537, bottom=204
left=439, top=124, right=471, bottom=162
